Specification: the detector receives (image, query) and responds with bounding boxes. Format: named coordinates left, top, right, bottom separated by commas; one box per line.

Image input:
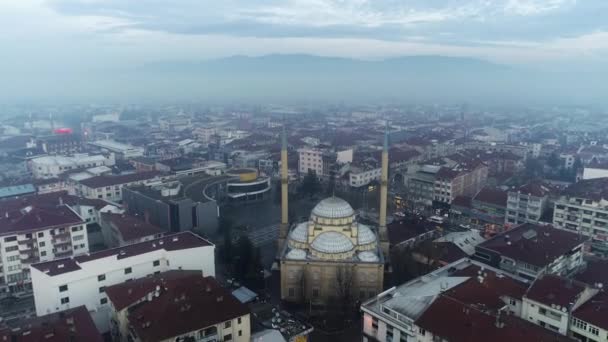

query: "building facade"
left=298, top=148, right=324, bottom=176
left=280, top=197, right=384, bottom=305
left=506, top=183, right=551, bottom=226
left=0, top=203, right=87, bottom=294
left=30, top=153, right=115, bottom=179
left=106, top=271, right=250, bottom=342
left=30, top=232, right=215, bottom=332
left=552, top=178, right=608, bottom=256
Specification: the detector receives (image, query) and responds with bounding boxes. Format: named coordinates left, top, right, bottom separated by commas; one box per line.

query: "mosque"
left=278, top=124, right=389, bottom=305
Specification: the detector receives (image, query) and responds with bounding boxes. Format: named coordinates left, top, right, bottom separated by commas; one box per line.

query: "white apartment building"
left=88, top=140, right=144, bottom=159
left=30, top=231, right=215, bottom=332
left=522, top=275, right=597, bottom=336
left=361, top=258, right=530, bottom=342
left=349, top=166, right=381, bottom=188
left=30, top=153, right=116, bottom=179
left=298, top=148, right=324, bottom=176
left=506, top=183, right=550, bottom=225
left=106, top=271, right=250, bottom=342
left=552, top=178, right=608, bottom=256
left=0, top=204, right=88, bottom=294
left=75, top=171, right=166, bottom=203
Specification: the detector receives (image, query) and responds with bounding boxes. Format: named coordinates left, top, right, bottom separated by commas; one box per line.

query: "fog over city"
left=2, top=2, right=608, bottom=342
left=1, top=0, right=607, bottom=104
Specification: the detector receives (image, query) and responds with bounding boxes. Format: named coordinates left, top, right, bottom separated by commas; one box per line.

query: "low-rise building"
left=99, top=212, right=164, bottom=247
left=89, top=140, right=144, bottom=159
left=106, top=270, right=250, bottom=342
left=75, top=171, right=166, bottom=203
left=472, top=223, right=586, bottom=280
left=29, top=153, right=115, bottom=179
left=349, top=164, right=382, bottom=188
left=552, top=178, right=608, bottom=256
left=30, top=231, right=215, bottom=332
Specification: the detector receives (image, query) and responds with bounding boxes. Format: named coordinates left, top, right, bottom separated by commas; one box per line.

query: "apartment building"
left=0, top=201, right=87, bottom=294
left=522, top=275, right=597, bottom=336
left=433, top=162, right=488, bottom=205
left=506, top=182, right=552, bottom=226
left=361, top=258, right=568, bottom=342
left=472, top=223, right=586, bottom=280
left=30, top=231, right=215, bottom=332
left=552, top=178, right=608, bottom=256
left=298, top=148, right=324, bottom=176
left=349, top=165, right=381, bottom=188
left=75, top=171, right=166, bottom=203
left=106, top=270, right=250, bottom=342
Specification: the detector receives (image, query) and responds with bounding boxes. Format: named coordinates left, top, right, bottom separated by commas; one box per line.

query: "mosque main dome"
left=285, top=196, right=381, bottom=262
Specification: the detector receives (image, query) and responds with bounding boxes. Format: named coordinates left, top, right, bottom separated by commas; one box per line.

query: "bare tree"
left=335, top=265, right=355, bottom=312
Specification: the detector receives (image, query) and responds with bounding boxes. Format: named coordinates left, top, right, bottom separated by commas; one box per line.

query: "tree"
left=335, top=265, right=355, bottom=312
left=300, top=169, right=320, bottom=199
left=219, top=217, right=234, bottom=263
left=234, top=235, right=254, bottom=281
left=547, top=152, right=561, bottom=169
left=325, top=169, right=336, bottom=196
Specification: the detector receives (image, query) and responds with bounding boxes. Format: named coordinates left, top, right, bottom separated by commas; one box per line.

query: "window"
left=99, top=286, right=106, bottom=293
left=225, top=321, right=232, bottom=328
left=589, top=326, right=599, bottom=336
left=41, top=251, right=47, bottom=257
left=59, top=285, right=68, bottom=292
left=224, top=334, right=232, bottom=341
left=39, top=241, right=46, bottom=247
left=100, top=298, right=108, bottom=305
left=7, top=255, right=19, bottom=262
left=418, top=328, right=426, bottom=336
left=124, top=267, right=132, bottom=274
left=38, top=232, right=44, bottom=238
left=238, top=330, right=242, bottom=337
left=312, top=288, right=319, bottom=298
left=5, top=246, right=18, bottom=252
left=288, top=288, right=295, bottom=297
left=73, top=235, right=84, bottom=241
left=153, top=260, right=160, bottom=267
left=98, top=274, right=106, bottom=281
left=4, top=236, right=16, bottom=242
left=237, top=317, right=241, bottom=324
left=61, top=297, right=70, bottom=304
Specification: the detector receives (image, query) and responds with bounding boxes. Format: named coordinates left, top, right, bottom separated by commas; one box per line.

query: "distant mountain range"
left=132, top=54, right=604, bottom=105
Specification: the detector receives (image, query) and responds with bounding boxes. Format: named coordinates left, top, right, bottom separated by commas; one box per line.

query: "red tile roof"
left=107, top=271, right=249, bottom=342
left=0, top=204, right=83, bottom=236
left=572, top=290, right=608, bottom=330
left=78, top=171, right=164, bottom=189
left=473, top=187, right=508, bottom=207
left=101, top=212, right=164, bottom=242
left=31, top=231, right=213, bottom=276
left=525, top=275, right=587, bottom=308
left=574, top=257, right=608, bottom=287
left=415, top=296, right=573, bottom=342
left=446, top=265, right=528, bottom=310
left=477, top=223, right=585, bottom=268
left=0, top=306, right=103, bottom=342
left=387, top=218, right=436, bottom=246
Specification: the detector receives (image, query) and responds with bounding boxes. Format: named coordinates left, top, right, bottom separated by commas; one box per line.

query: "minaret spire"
left=278, top=118, right=289, bottom=252
left=379, top=120, right=390, bottom=257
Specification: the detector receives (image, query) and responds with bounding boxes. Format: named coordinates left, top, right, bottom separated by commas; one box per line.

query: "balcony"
left=54, top=250, right=73, bottom=258
left=17, top=238, right=35, bottom=245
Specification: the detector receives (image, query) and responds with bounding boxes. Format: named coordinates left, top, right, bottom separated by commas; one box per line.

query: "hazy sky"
left=2, top=0, right=607, bottom=70
left=1, top=1, right=606, bottom=103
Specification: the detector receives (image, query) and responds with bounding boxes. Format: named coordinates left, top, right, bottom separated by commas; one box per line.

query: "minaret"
left=379, top=121, right=390, bottom=257
left=278, top=122, right=289, bottom=252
